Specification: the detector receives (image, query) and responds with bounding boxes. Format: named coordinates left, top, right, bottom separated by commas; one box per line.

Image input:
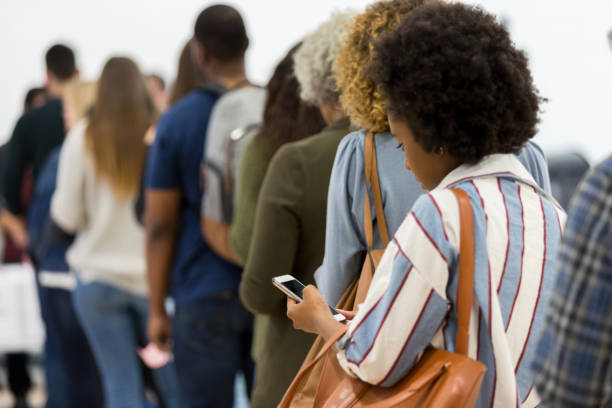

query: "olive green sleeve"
left=239, top=143, right=304, bottom=316
left=229, top=139, right=269, bottom=265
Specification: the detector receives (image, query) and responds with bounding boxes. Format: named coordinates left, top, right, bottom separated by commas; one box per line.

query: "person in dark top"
left=0, top=44, right=78, bottom=221
left=0, top=44, right=87, bottom=408
left=145, top=5, right=254, bottom=407
left=0, top=86, right=47, bottom=408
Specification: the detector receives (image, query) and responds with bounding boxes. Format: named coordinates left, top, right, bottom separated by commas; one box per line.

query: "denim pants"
left=173, top=292, right=254, bottom=408
left=72, top=279, right=181, bottom=408
left=36, top=283, right=103, bottom=408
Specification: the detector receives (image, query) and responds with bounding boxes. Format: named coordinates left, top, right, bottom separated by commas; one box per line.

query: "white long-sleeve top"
left=51, top=120, right=147, bottom=295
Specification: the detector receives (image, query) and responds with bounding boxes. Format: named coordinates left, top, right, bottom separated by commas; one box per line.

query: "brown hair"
left=255, top=43, right=326, bottom=158
left=168, top=41, right=207, bottom=106
left=333, top=0, right=431, bottom=133
left=85, top=57, right=156, bottom=197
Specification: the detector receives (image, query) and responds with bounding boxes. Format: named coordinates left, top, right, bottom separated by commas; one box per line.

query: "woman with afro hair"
left=314, top=0, right=552, bottom=308
left=287, top=3, right=565, bottom=407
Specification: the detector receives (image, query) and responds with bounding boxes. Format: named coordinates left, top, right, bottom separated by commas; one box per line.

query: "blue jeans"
left=36, top=283, right=102, bottom=408
left=72, top=279, right=181, bottom=408
left=173, top=292, right=254, bottom=408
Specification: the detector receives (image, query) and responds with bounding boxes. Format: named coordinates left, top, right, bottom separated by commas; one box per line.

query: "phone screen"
left=283, top=279, right=306, bottom=300
left=281, top=278, right=343, bottom=319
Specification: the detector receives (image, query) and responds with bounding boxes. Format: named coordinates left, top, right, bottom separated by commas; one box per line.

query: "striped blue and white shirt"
left=336, top=153, right=566, bottom=408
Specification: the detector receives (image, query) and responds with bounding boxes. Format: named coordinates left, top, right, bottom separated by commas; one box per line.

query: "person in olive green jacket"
left=229, top=43, right=325, bottom=362
left=229, top=43, right=325, bottom=266
left=238, top=10, right=357, bottom=408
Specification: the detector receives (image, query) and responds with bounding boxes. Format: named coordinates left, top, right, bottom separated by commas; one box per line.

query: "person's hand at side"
left=0, top=209, right=28, bottom=249
left=148, top=312, right=172, bottom=353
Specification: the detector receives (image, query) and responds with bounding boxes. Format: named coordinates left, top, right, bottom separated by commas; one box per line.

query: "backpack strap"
left=451, top=188, right=476, bottom=356
left=199, top=82, right=227, bottom=97
left=363, top=132, right=390, bottom=250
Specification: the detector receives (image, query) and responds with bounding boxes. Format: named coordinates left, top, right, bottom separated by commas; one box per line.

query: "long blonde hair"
left=85, top=57, right=156, bottom=197
left=62, top=80, right=97, bottom=131
left=333, top=0, right=432, bottom=133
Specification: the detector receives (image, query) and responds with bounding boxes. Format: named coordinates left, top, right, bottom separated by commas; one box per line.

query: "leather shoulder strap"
left=451, top=188, right=475, bottom=356
left=364, top=132, right=390, bottom=249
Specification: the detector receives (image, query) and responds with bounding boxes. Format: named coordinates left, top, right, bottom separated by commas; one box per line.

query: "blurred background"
left=1, top=0, right=612, bottom=161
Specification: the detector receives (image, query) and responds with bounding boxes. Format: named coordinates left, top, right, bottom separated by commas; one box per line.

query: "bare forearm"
left=201, top=217, right=240, bottom=265
left=145, top=189, right=181, bottom=316
left=316, top=314, right=345, bottom=341
left=146, top=225, right=176, bottom=316
left=0, top=209, right=28, bottom=249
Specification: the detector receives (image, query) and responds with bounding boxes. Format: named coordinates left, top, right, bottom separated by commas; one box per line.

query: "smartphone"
left=272, top=274, right=346, bottom=322
left=138, top=343, right=172, bottom=369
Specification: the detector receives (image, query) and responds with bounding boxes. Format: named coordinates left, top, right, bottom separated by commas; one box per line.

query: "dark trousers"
left=36, top=283, right=103, bottom=408
left=173, top=292, right=254, bottom=408
left=6, top=352, right=31, bottom=398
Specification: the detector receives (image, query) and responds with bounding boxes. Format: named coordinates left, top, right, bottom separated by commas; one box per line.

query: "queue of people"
left=0, top=1, right=609, bottom=408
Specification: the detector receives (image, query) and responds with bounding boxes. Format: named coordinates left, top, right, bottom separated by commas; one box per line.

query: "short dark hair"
left=23, top=87, right=47, bottom=112
left=45, top=44, right=76, bottom=81
left=368, top=3, right=541, bottom=164
left=194, top=4, right=249, bottom=61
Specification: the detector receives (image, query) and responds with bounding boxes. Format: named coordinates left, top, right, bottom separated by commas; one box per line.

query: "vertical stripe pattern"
left=336, top=171, right=565, bottom=408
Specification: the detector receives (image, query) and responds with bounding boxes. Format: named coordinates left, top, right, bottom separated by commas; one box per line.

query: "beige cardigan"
left=51, top=120, right=147, bottom=295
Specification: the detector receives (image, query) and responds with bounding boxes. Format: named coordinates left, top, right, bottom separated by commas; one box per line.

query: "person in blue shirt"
left=145, top=5, right=254, bottom=407
left=312, top=0, right=553, bottom=307
left=28, top=147, right=103, bottom=408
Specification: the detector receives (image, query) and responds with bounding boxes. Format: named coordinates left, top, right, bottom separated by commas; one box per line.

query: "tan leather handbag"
left=280, top=188, right=487, bottom=407
left=278, top=132, right=390, bottom=408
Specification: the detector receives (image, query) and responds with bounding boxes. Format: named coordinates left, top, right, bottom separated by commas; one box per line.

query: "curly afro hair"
left=368, top=2, right=542, bottom=164
left=333, top=0, right=434, bottom=133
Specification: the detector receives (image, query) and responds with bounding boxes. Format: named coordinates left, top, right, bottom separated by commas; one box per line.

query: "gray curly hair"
left=293, top=10, right=357, bottom=107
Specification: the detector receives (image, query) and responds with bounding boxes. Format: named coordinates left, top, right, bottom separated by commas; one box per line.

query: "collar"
left=434, top=153, right=562, bottom=208
left=325, top=116, right=352, bottom=132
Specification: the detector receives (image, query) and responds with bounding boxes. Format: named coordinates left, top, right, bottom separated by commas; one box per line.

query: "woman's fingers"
left=336, top=309, right=356, bottom=320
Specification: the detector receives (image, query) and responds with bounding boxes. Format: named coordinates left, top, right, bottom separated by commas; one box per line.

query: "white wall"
left=1, top=0, right=611, bottom=161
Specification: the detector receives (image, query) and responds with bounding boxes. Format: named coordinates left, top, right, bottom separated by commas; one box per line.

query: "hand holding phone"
left=138, top=342, right=172, bottom=369
left=272, top=275, right=346, bottom=322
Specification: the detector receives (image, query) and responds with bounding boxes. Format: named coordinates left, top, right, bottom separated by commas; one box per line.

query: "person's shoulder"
left=594, top=155, right=612, bottom=175
left=522, top=140, right=546, bottom=158
left=14, top=99, right=61, bottom=129
left=265, top=138, right=309, bottom=185
left=157, top=89, right=217, bottom=136
left=288, top=118, right=352, bottom=155
left=29, top=98, right=62, bottom=117
left=335, top=129, right=400, bottom=161
left=65, top=119, right=87, bottom=139
left=61, top=119, right=88, bottom=154
left=578, top=155, right=612, bottom=195
left=209, top=86, right=266, bottom=124
left=216, top=86, right=266, bottom=106
left=163, top=89, right=216, bottom=121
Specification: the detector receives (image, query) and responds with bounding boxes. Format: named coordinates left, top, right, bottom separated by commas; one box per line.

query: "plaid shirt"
left=533, top=156, right=612, bottom=407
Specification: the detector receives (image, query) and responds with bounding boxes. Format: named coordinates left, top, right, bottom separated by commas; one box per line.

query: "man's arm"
left=145, top=188, right=180, bottom=352
left=1, top=117, right=29, bottom=217
left=201, top=217, right=240, bottom=265
left=0, top=208, right=27, bottom=249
